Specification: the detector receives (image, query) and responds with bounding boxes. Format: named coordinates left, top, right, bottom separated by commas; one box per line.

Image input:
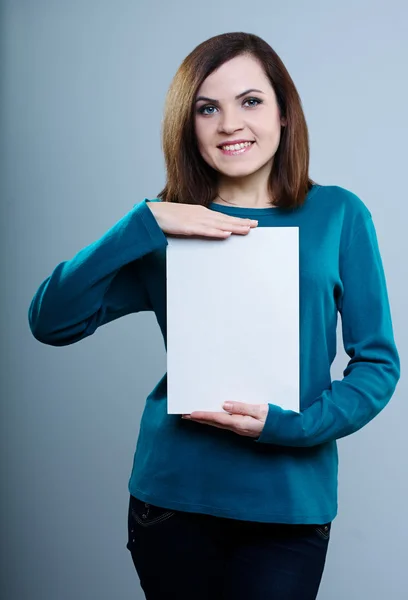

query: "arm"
left=256, top=214, right=400, bottom=447
left=28, top=200, right=167, bottom=346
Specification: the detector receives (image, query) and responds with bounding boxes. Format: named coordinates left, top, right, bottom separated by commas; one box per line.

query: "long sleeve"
left=256, top=214, right=400, bottom=447
left=28, top=200, right=168, bottom=346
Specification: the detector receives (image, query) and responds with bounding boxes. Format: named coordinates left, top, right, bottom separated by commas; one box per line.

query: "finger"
left=223, top=402, right=263, bottom=419
left=229, top=225, right=251, bottom=236
left=189, top=226, right=248, bottom=238
left=188, top=228, right=232, bottom=238
left=216, top=216, right=258, bottom=228
left=211, top=220, right=253, bottom=235
left=189, top=411, right=235, bottom=424
left=209, top=211, right=257, bottom=225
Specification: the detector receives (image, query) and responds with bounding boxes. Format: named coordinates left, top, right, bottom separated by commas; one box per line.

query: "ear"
left=280, top=117, right=287, bottom=127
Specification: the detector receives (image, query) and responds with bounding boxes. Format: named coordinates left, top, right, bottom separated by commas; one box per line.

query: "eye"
left=243, top=97, right=263, bottom=108
left=198, top=105, right=217, bottom=116
left=197, top=97, right=263, bottom=116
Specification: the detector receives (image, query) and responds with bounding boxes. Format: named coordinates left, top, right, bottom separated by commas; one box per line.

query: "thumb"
left=223, top=401, right=263, bottom=419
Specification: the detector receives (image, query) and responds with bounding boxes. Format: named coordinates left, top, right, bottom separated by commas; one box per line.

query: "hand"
left=182, top=402, right=269, bottom=438
left=147, top=202, right=258, bottom=238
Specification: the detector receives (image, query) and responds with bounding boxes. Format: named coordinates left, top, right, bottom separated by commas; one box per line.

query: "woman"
left=28, top=32, right=400, bottom=600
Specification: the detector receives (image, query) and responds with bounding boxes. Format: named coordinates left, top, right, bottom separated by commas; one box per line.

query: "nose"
left=217, top=107, right=244, bottom=134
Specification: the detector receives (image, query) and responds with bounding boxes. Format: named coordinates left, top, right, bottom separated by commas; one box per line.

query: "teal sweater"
left=28, top=184, right=400, bottom=524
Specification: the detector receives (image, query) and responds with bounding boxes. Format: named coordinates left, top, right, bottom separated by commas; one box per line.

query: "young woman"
left=28, top=32, right=400, bottom=600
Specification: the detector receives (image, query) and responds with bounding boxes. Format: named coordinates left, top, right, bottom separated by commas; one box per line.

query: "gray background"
left=1, top=1, right=406, bottom=599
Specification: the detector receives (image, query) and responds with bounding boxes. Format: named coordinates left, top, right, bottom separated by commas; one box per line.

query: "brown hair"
left=157, top=32, right=317, bottom=209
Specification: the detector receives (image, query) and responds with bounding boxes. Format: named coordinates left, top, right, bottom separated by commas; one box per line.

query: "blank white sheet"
left=166, top=227, right=299, bottom=414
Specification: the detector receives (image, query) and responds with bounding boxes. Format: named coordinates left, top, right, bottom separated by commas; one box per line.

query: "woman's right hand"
left=147, top=202, right=258, bottom=238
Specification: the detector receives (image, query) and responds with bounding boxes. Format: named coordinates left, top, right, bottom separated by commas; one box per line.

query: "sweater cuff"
left=254, top=403, right=285, bottom=444
left=133, top=198, right=168, bottom=251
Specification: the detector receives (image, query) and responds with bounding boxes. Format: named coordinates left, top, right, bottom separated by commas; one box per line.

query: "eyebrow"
left=195, top=88, right=265, bottom=104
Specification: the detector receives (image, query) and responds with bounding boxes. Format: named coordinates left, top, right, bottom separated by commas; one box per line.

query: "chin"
left=216, top=164, right=265, bottom=178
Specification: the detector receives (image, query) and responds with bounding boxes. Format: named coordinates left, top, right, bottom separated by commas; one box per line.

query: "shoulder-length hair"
left=157, top=32, right=317, bottom=209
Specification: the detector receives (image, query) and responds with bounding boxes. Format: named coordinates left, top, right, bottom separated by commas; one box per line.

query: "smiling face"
left=194, top=54, right=286, bottom=182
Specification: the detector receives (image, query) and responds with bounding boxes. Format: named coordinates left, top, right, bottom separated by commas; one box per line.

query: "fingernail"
left=251, top=220, right=258, bottom=225
left=182, top=415, right=191, bottom=419
left=223, top=402, right=233, bottom=411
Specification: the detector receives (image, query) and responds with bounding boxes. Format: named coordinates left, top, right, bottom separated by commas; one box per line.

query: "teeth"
left=221, top=142, right=252, bottom=151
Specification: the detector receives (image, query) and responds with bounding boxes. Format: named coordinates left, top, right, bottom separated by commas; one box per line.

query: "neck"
left=215, top=164, right=276, bottom=208
left=215, top=193, right=275, bottom=209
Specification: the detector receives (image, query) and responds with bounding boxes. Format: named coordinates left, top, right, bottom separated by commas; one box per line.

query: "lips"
left=218, top=142, right=255, bottom=156
left=217, top=140, right=255, bottom=148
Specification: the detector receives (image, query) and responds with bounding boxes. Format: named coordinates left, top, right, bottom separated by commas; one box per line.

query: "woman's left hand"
left=182, top=402, right=269, bottom=438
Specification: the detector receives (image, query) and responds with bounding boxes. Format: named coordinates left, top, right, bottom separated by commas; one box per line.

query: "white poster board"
left=166, top=227, right=299, bottom=414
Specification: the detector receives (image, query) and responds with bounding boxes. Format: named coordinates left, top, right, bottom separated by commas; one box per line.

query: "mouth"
left=218, top=141, right=255, bottom=156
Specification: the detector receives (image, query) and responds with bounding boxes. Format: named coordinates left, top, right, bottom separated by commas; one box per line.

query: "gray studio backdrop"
left=1, top=1, right=407, bottom=599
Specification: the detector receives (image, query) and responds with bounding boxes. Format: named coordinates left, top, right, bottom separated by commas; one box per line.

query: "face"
left=194, top=54, right=286, bottom=181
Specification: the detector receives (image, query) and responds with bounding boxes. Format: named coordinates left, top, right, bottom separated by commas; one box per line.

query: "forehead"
left=197, top=55, right=272, bottom=97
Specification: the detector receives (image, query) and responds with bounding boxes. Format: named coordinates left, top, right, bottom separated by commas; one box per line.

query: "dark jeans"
left=126, top=495, right=331, bottom=600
